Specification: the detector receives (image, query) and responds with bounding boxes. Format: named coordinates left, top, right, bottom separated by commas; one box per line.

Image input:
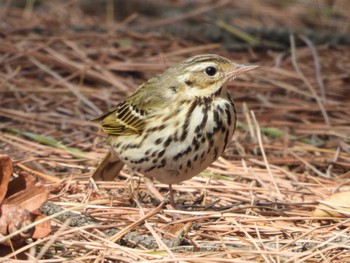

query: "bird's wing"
left=93, top=100, right=147, bottom=136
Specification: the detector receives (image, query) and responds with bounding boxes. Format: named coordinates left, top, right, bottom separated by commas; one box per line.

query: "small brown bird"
left=93, top=54, right=259, bottom=206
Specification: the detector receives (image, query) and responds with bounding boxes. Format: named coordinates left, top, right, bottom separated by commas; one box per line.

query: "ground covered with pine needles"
left=0, top=1, right=350, bottom=262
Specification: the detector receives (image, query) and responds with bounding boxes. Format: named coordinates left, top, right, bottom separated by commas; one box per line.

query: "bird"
left=92, top=54, right=259, bottom=207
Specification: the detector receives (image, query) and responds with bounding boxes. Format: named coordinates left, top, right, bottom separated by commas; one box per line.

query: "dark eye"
left=205, top=66, right=217, bottom=76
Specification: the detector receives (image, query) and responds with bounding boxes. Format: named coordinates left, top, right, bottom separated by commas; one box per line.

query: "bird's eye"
left=205, top=66, right=217, bottom=76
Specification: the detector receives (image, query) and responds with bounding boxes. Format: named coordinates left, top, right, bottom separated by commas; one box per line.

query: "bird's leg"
left=144, top=178, right=176, bottom=209
left=126, top=173, right=140, bottom=203
left=168, top=184, right=176, bottom=208
left=144, top=177, right=163, bottom=201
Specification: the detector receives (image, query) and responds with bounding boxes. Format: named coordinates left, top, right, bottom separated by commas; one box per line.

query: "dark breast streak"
left=158, top=93, right=236, bottom=174
left=112, top=92, right=236, bottom=183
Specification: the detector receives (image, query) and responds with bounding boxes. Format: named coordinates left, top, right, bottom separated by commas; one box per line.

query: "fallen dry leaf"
left=0, top=203, right=34, bottom=246
left=0, top=155, right=12, bottom=203
left=4, top=185, right=49, bottom=213
left=6, top=172, right=36, bottom=198
left=32, top=214, right=51, bottom=239
left=0, top=155, right=51, bottom=247
left=313, top=192, right=350, bottom=217
left=164, top=222, right=192, bottom=239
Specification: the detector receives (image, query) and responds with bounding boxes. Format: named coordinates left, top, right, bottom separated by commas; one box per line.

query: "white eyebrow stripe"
left=186, top=62, right=216, bottom=72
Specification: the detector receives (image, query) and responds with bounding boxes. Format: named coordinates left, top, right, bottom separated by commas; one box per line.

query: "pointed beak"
left=227, top=64, right=260, bottom=78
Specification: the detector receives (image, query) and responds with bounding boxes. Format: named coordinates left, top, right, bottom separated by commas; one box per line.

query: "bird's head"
left=129, top=54, right=259, bottom=109
left=161, top=54, right=259, bottom=99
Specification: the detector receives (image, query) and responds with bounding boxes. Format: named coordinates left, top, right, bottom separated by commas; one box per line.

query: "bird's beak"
left=227, top=64, right=260, bottom=79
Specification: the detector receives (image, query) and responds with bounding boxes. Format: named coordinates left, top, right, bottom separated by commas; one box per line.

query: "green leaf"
left=238, top=123, right=322, bottom=146
left=200, top=172, right=231, bottom=180
left=6, top=128, right=87, bottom=158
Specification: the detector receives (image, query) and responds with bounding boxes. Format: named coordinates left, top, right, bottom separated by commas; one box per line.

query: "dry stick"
left=136, top=0, right=230, bottom=29
left=307, top=244, right=350, bottom=263
left=248, top=158, right=298, bottom=182
left=138, top=259, right=223, bottom=263
left=0, top=38, right=127, bottom=91
left=280, top=226, right=320, bottom=251
left=0, top=135, right=44, bottom=155
left=287, top=150, right=328, bottom=178
left=74, top=228, right=146, bottom=261
left=243, top=103, right=255, bottom=142
left=2, top=235, right=54, bottom=261
left=253, top=75, right=319, bottom=101
left=0, top=108, right=95, bottom=127
left=248, top=166, right=268, bottom=189
left=16, top=162, right=62, bottom=183
left=57, top=40, right=130, bottom=95
left=2, top=132, right=94, bottom=160
left=143, top=177, right=176, bottom=210
left=251, top=111, right=282, bottom=200
left=29, top=57, right=102, bottom=115
left=144, top=220, right=175, bottom=257
left=134, top=199, right=176, bottom=260
left=146, top=44, right=222, bottom=62
left=300, top=35, right=327, bottom=102
left=287, top=225, right=350, bottom=263
left=326, top=146, right=340, bottom=178
left=253, top=223, right=275, bottom=263
left=289, top=34, right=330, bottom=126
left=0, top=39, right=57, bottom=66
left=232, top=220, right=272, bottom=263
left=109, top=201, right=165, bottom=242
left=36, top=219, right=70, bottom=260
left=4, top=218, right=135, bottom=261
left=328, top=248, right=350, bottom=262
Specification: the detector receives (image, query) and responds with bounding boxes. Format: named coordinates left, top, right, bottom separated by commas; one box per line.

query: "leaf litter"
left=0, top=1, right=349, bottom=262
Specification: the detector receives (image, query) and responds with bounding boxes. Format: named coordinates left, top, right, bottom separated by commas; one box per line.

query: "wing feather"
left=93, top=78, right=169, bottom=137
left=93, top=101, right=147, bottom=136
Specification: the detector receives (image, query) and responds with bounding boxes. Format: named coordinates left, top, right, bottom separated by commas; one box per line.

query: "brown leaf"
left=32, top=214, right=51, bottom=239
left=164, top=222, right=192, bottom=239
left=313, top=192, right=350, bottom=217
left=0, top=155, right=12, bottom=203
left=0, top=203, right=34, bottom=246
left=0, top=159, right=50, bottom=247
left=6, top=172, right=36, bottom=198
left=4, top=185, right=48, bottom=212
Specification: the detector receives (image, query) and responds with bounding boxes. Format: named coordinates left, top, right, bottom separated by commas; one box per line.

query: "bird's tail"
left=92, top=150, right=124, bottom=181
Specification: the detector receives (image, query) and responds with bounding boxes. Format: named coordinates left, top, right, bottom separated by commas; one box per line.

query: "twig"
left=288, top=149, right=329, bottom=179
left=251, top=111, right=282, bottom=200
left=135, top=199, right=176, bottom=260
left=16, top=162, right=62, bottom=183
left=232, top=220, right=272, bottom=263
left=135, top=0, right=231, bottom=29
left=289, top=34, right=330, bottom=126
left=29, top=57, right=102, bottom=115
left=109, top=201, right=165, bottom=242
left=300, top=35, right=327, bottom=102
left=36, top=218, right=70, bottom=259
